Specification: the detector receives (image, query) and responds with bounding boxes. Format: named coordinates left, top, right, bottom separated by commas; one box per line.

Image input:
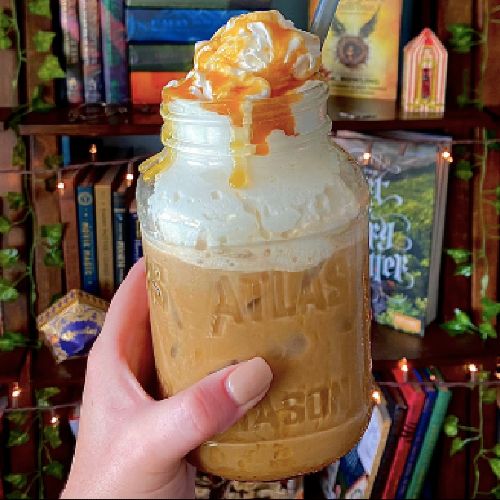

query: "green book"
left=405, top=367, right=452, bottom=499
left=129, top=44, right=194, bottom=72
left=125, top=0, right=271, bottom=8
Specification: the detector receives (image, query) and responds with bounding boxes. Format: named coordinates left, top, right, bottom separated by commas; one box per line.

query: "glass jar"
left=137, top=81, right=372, bottom=481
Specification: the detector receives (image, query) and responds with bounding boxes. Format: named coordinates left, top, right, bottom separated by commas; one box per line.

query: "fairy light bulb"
left=447, top=156, right=454, bottom=163
left=89, top=143, right=97, bottom=162
left=11, top=382, right=21, bottom=408
left=126, top=172, right=134, bottom=182
left=442, top=149, right=450, bottom=160
left=50, top=411, right=59, bottom=426
left=468, top=363, right=478, bottom=383
left=57, top=181, right=65, bottom=191
left=400, top=357, right=409, bottom=383
left=363, top=152, right=371, bottom=161
left=372, top=390, right=381, bottom=405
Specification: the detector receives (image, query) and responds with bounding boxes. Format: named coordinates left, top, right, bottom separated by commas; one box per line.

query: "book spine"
left=77, top=185, right=99, bottom=295
left=128, top=43, right=194, bottom=72
left=130, top=71, right=186, bottom=104
left=125, top=9, right=248, bottom=43
left=113, top=192, right=127, bottom=288
left=100, top=0, right=129, bottom=103
left=125, top=0, right=271, bottom=8
left=79, top=0, right=104, bottom=103
left=129, top=210, right=143, bottom=266
left=405, top=390, right=452, bottom=499
left=59, top=0, right=84, bottom=104
left=95, top=183, right=115, bottom=300
left=396, top=391, right=437, bottom=498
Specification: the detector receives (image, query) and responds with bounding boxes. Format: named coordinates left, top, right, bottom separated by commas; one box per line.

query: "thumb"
left=142, top=357, right=272, bottom=464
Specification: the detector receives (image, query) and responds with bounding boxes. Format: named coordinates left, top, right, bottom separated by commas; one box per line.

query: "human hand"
left=61, top=259, right=273, bottom=499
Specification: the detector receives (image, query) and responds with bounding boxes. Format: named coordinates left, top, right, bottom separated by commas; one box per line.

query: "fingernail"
left=225, top=357, right=273, bottom=406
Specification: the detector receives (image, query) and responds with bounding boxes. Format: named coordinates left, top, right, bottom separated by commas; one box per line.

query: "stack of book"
left=59, top=163, right=142, bottom=301
left=321, top=367, right=452, bottom=500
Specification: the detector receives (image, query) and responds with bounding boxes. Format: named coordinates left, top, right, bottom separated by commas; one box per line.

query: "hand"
left=61, top=259, right=273, bottom=499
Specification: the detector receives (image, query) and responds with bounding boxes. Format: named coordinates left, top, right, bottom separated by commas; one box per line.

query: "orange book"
left=130, top=71, right=186, bottom=104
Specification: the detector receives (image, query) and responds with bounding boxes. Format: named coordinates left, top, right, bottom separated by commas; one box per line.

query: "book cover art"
left=125, top=8, right=249, bottom=43
left=113, top=171, right=132, bottom=288
left=130, top=72, right=187, bottom=104
left=60, top=0, right=84, bottom=104
left=321, top=0, right=402, bottom=99
left=334, top=132, right=444, bottom=335
left=101, top=0, right=129, bottom=104
left=396, top=369, right=437, bottom=498
left=79, top=0, right=104, bottom=103
left=125, top=0, right=271, bottom=7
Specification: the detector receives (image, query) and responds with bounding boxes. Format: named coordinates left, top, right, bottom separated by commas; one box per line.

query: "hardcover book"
left=60, top=166, right=90, bottom=291
left=130, top=72, right=186, bottom=104
left=128, top=44, right=195, bottom=72
left=128, top=197, right=143, bottom=267
left=382, top=367, right=425, bottom=499
left=320, top=0, right=402, bottom=99
left=77, top=170, right=100, bottom=295
left=396, top=369, right=437, bottom=498
left=95, top=165, right=122, bottom=300
left=125, top=0, right=271, bottom=8
left=371, top=372, right=408, bottom=499
left=60, top=0, right=84, bottom=104
left=333, top=131, right=451, bottom=335
left=125, top=8, right=249, bottom=43
left=101, top=0, right=129, bottom=103
left=405, top=367, right=452, bottom=499
left=79, top=0, right=104, bottom=103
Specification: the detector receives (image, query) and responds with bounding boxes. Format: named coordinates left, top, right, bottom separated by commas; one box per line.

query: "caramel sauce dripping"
left=144, top=11, right=321, bottom=187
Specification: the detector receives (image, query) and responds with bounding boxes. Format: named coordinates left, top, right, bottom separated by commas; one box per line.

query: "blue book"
left=128, top=198, right=143, bottom=268
left=395, top=368, right=438, bottom=499
left=125, top=8, right=249, bottom=42
left=113, top=171, right=129, bottom=287
left=77, top=170, right=100, bottom=295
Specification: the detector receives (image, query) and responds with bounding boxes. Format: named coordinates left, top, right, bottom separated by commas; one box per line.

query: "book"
left=128, top=197, right=143, bottom=267
left=336, top=447, right=368, bottom=499
left=77, top=170, right=100, bottom=295
left=333, top=131, right=451, bottom=335
left=405, top=367, right=452, bottom=499
left=125, top=8, right=249, bottom=43
left=100, top=0, right=129, bottom=103
left=396, top=369, right=437, bottom=498
left=320, top=0, right=403, bottom=99
left=371, top=372, right=408, bottom=499
left=382, top=367, right=425, bottom=499
left=79, top=0, right=104, bottom=103
left=125, top=0, right=271, bottom=8
left=95, top=165, right=122, bottom=300
left=112, top=170, right=131, bottom=288
left=59, top=0, right=84, bottom=104
left=128, top=44, right=195, bottom=72
left=60, top=166, right=90, bottom=291
left=130, top=71, right=186, bottom=104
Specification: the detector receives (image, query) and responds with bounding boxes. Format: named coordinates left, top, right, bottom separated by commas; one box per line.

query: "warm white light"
left=126, top=173, right=134, bottom=181
left=447, top=156, right=454, bottom=163
left=50, top=415, right=59, bottom=425
left=363, top=152, right=371, bottom=161
left=442, top=150, right=451, bottom=159
left=372, top=390, right=381, bottom=405
left=429, top=374, right=436, bottom=382
left=12, top=382, right=21, bottom=399
left=89, top=144, right=97, bottom=155
left=399, top=358, right=409, bottom=382
left=57, top=181, right=65, bottom=191
left=468, top=363, right=478, bottom=373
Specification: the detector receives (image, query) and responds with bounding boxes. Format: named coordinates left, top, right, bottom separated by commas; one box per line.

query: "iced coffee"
left=137, top=11, right=372, bottom=481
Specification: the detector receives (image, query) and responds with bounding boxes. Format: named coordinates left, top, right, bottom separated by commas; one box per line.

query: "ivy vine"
left=3, top=387, right=64, bottom=499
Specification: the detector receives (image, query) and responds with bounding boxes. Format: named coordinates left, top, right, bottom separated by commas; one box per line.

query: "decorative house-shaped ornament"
left=402, top=28, right=448, bottom=114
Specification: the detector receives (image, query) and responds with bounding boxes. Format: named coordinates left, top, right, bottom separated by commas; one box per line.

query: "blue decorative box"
left=37, top=289, right=109, bottom=363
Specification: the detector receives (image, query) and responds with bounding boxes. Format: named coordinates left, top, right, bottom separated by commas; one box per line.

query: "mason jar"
left=137, top=80, right=372, bottom=481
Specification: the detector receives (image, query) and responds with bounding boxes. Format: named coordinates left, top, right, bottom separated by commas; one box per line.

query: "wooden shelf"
left=17, top=101, right=498, bottom=137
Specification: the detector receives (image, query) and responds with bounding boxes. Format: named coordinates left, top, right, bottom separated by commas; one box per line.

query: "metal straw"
left=310, top=0, right=342, bottom=47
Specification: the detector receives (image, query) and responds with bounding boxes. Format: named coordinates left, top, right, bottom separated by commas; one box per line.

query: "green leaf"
left=441, top=309, right=475, bottom=335
left=44, top=247, right=64, bottom=268
left=0, top=35, right=12, bottom=49
left=33, top=30, right=55, bottom=52
left=6, top=492, right=29, bottom=500
left=0, top=9, right=12, bottom=29
left=0, top=248, right=20, bottom=267
left=0, top=279, right=19, bottom=302
left=454, top=159, right=474, bottom=181
left=443, top=415, right=459, bottom=437
left=41, top=223, right=63, bottom=246
left=447, top=23, right=477, bottom=53
left=450, top=437, right=466, bottom=456
left=478, top=370, right=490, bottom=383
left=31, top=85, right=54, bottom=112
left=12, top=136, right=26, bottom=168
left=28, top=0, right=51, bottom=18
left=0, top=337, right=15, bottom=351
left=494, top=443, right=500, bottom=457
left=446, top=248, right=471, bottom=264
left=43, top=460, right=64, bottom=479
left=489, top=457, right=500, bottom=479
left=43, top=424, right=62, bottom=449
left=482, top=387, right=497, bottom=404
left=481, top=297, right=500, bottom=321
left=4, top=473, right=28, bottom=489
left=7, top=429, right=30, bottom=447
left=38, top=54, right=65, bottom=81
left=5, top=191, right=26, bottom=210
left=43, top=154, right=62, bottom=170
left=455, top=263, right=472, bottom=277
left=0, top=215, right=11, bottom=233
left=36, top=386, right=60, bottom=407
left=478, top=322, right=497, bottom=340
left=6, top=410, right=28, bottom=426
